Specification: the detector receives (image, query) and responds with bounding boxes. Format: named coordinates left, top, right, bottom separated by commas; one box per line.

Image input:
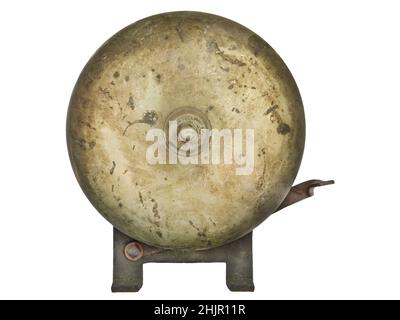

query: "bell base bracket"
left=112, top=228, right=254, bottom=292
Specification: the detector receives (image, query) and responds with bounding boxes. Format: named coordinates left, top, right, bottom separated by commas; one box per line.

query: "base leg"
left=112, top=228, right=143, bottom=292
left=226, top=261, right=254, bottom=291
left=225, top=233, right=255, bottom=291
left=112, top=263, right=143, bottom=292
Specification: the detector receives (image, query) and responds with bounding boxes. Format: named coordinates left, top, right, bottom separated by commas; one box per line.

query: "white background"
left=0, top=0, right=399, bottom=300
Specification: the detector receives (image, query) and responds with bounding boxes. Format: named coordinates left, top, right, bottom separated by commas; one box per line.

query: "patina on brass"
left=67, top=11, right=306, bottom=250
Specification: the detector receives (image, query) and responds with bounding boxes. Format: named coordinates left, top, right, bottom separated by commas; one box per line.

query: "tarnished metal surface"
left=112, top=228, right=254, bottom=292
left=67, top=11, right=305, bottom=250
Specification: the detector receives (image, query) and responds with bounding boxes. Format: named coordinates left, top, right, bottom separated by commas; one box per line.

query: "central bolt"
left=164, top=107, right=211, bottom=156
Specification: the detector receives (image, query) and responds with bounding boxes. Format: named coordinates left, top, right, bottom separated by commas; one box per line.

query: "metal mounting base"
left=112, top=228, right=254, bottom=292
left=111, top=179, right=334, bottom=292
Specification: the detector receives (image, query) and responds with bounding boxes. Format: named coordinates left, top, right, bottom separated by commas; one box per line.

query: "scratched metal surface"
left=67, top=11, right=305, bottom=249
